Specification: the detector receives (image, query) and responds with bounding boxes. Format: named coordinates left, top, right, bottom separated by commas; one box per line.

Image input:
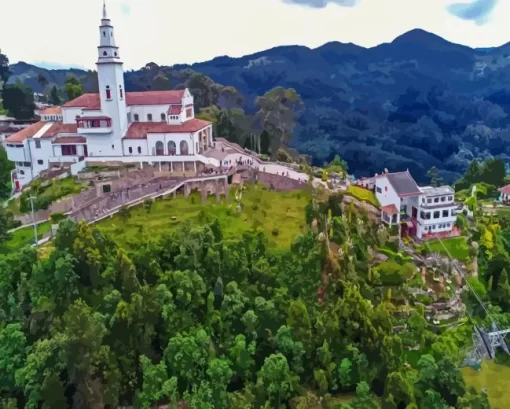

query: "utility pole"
left=29, top=196, right=38, bottom=246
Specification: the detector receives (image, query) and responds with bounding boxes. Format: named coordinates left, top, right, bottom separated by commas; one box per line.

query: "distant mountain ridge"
left=9, top=28, right=510, bottom=182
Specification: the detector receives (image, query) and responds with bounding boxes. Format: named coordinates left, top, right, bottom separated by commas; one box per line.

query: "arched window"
left=128, top=147, right=133, bottom=154
left=114, top=52, right=118, bottom=57
left=147, top=114, right=153, bottom=122
left=137, top=146, right=141, bottom=154
left=103, top=51, right=107, bottom=56
left=168, top=141, right=176, bottom=155
left=103, top=31, right=106, bottom=37
left=155, top=141, right=164, bottom=155
left=134, top=114, right=139, bottom=122
left=180, top=140, right=189, bottom=155
left=119, top=85, right=123, bottom=99
left=106, top=86, right=111, bottom=99
left=161, top=113, right=166, bottom=122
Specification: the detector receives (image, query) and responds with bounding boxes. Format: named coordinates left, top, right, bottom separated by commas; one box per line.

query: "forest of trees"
left=0, top=186, right=497, bottom=409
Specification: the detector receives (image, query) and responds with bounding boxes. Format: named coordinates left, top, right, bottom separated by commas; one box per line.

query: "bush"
left=50, top=212, right=66, bottom=224
left=376, top=260, right=405, bottom=286
left=118, top=205, right=131, bottom=221
left=272, top=227, right=279, bottom=236
left=416, top=294, right=433, bottom=305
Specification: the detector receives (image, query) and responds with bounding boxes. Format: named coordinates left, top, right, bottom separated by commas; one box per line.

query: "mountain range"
left=9, top=29, right=510, bottom=183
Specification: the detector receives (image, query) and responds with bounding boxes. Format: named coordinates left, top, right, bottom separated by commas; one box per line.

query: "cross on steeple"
left=103, top=0, right=108, bottom=19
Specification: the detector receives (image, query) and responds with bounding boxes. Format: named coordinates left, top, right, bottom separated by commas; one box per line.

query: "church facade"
left=3, top=3, right=215, bottom=188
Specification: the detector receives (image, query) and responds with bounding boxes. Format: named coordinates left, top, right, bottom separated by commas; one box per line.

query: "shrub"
left=118, top=205, right=131, bottom=221
left=416, top=294, right=433, bottom=305
left=50, top=212, right=66, bottom=224
left=272, top=227, right=279, bottom=236
left=376, top=260, right=405, bottom=286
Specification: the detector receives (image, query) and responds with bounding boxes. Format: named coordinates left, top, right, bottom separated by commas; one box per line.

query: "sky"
left=0, top=0, right=508, bottom=70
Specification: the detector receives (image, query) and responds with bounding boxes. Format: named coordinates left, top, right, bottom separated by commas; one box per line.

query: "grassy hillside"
left=97, top=183, right=310, bottom=249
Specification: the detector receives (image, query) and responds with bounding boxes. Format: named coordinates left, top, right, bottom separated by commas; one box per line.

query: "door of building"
left=412, top=206, right=418, bottom=219
left=84, top=145, right=88, bottom=157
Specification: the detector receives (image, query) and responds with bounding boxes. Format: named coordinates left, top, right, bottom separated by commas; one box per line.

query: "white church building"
left=3, top=3, right=216, bottom=189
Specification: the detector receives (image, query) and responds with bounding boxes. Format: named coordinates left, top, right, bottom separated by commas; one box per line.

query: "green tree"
left=0, top=323, right=28, bottom=394
left=256, top=354, right=296, bottom=408
left=37, top=74, right=49, bottom=91
left=255, top=87, right=304, bottom=157
left=287, top=299, right=313, bottom=354
left=64, top=75, right=84, bottom=101
left=0, top=208, right=14, bottom=244
left=427, top=166, right=443, bottom=187
left=0, top=49, right=9, bottom=85
left=48, top=86, right=61, bottom=106
left=481, top=157, right=506, bottom=187
left=0, top=146, right=13, bottom=200
left=154, top=74, right=170, bottom=90
left=2, top=81, right=35, bottom=119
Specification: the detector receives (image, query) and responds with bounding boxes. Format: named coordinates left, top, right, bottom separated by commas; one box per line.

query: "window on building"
left=134, top=114, right=139, bottom=122
left=441, top=196, right=446, bottom=202
left=119, top=85, right=123, bottom=99
left=161, top=113, right=166, bottom=121
left=19, top=170, right=24, bottom=175
left=23, top=162, right=30, bottom=167
left=442, top=209, right=449, bottom=217
left=35, top=140, right=41, bottom=149
left=103, top=51, right=107, bottom=56
left=376, top=187, right=382, bottom=193
left=37, top=160, right=43, bottom=165
left=447, top=223, right=451, bottom=228
left=61, top=145, right=77, bottom=156
left=129, top=147, right=133, bottom=154
left=434, top=197, right=439, bottom=203
left=433, top=211, right=440, bottom=219
left=451, top=209, right=456, bottom=216
left=448, top=196, right=453, bottom=201
left=106, top=85, right=111, bottom=99
left=427, top=198, right=432, bottom=203
left=16, top=162, right=23, bottom=166
left=114, top=52, right=118, bottom=57
left=384, top=186, right=388, bottom=192
left=137, top=146, right=141, bottom=154
left=147, top=114, right=153, bottom=122
left=127, top=113, right=131, bottom=122
left=112, top=144, right=114, bottom=150
left=186, top=107, right=192, bottom=118
left=103, top=31, right=106, bottom=37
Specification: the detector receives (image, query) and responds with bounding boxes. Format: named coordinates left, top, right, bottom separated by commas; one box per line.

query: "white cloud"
left=1, top=0, right=509, bottom=71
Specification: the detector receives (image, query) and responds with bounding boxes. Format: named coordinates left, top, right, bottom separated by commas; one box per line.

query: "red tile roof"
left=63, top=93, right=101, bottom=109
left=39, top=106, right=62, bottom=115
left=381, top=204, right=398, bottom=215
left=168, top=105, right=182, bottom=114
left=43, top=123, right=78, bottom=138
left=63, top=90, right=186, bottom=109
left=4, top=122, right=47, bottom=143
left=124, top=118, right=211, bottom=139
left=498, top=185, right=510, bottom=195
left=53, top=136, right=86, bottom=144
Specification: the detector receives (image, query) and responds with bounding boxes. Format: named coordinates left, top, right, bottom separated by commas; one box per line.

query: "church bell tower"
left=96, top=0, right=128, bottom=154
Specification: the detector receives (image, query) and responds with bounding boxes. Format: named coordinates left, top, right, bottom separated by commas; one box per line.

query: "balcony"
left=76, top=116, right=112, bottom=134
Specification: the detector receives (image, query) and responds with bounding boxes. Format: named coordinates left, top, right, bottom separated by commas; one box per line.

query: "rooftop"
left=420, top=186, right=455, bottom=196
left=123, top=118, right=211, bottom=139
left=384, top=171, right=422, bottom=197
left=63, top=90, right=187, bottom=109
left=499, top=184, right=510, bottom=195
left=39, top=107, right=62, bottom=115
left=4, top=121, right=78, bottom=143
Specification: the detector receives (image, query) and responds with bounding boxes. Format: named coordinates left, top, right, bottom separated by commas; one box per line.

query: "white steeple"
left=95, top=0, right=128, bottom=156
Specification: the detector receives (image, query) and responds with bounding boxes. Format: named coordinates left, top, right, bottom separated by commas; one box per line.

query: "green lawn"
left=96, top=184, right=310, bottom=249
left=427, top=237, right=470, bottom=261
left=345, top=185, right=379, bottom=207
left=462, top=360, right=510, bottom=409
left=0, top=222, right=52, bottom=255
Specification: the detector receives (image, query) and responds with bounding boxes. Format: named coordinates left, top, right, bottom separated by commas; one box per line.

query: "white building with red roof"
left=3, top=2, right=214, bottom=189
left=375, top=171, right=460, bottom=240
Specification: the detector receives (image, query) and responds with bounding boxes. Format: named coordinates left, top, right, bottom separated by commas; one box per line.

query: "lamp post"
left=29, top=196, right=38, bottom=246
